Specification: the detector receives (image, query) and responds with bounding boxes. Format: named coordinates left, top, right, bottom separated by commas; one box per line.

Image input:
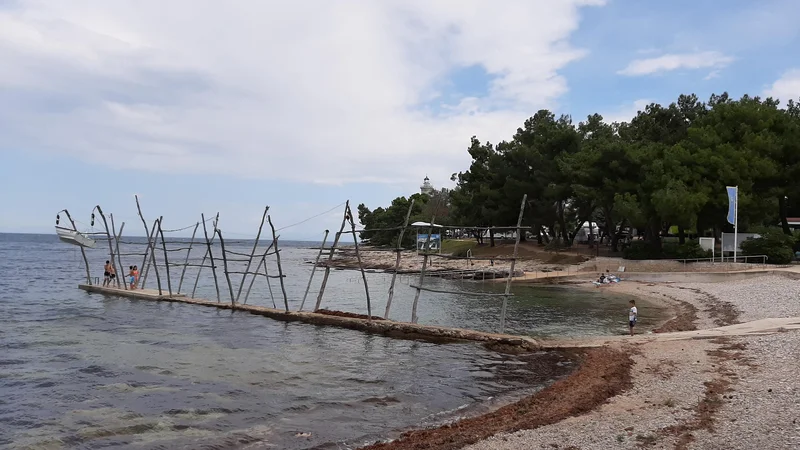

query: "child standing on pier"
left=629, top=300, right=638, bottom=336
left=128, top=266, right=136, bottom=290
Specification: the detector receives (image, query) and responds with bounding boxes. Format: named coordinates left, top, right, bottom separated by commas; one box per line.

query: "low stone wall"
left=579, top=257, right=782, bottom=274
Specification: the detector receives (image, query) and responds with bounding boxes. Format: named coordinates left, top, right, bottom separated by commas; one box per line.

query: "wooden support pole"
left=346, top=203, right=372, bottom=319
left=214, top=227, right=236, bottom=306
left=499, top=194, right=527, bottom=333
left=385, top=199, right=414, bottom=319
left=268, top=215, right=290, bottom=311
left=314, top=201, right=350, bottom=311
left=157, top=217, right=172, bottom=297
left=109, top=214, right=127, bottom=290
left=139, top=220, right=158, bottom=289
left=193, top=214, right=219, bottom=299
left=94, top=206, right=119, bottom=288
left=145, top=220, right=162, bottom=294
left=177, top=222, right=199, bottom=294
left=243, top=240, right=276, bottom=305
left=411, top=214, right=438, bottom=324
left=235, top=206, right=269, bottom=303
left=60, top=209, right=92, bottom=284
left=134, top=195, right=156, bottom=288
left=299, top=230, right=329, bottom=311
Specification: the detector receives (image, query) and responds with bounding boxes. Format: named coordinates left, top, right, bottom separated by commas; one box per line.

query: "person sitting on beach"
left=598, top=273, right=606, bottom=283
left=628, top=300, right=638, bottom=336
left=103, top=261, right=112, bottom=286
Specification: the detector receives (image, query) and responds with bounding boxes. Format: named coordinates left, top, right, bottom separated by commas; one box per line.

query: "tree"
left=357, top=194, right=428, bottom=248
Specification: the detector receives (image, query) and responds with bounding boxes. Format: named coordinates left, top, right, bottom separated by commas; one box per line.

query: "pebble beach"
left=465, top=275, right=800, bottom=450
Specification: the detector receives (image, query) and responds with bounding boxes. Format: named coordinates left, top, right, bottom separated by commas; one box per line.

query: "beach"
left=361, top=274, right=800, bottom=449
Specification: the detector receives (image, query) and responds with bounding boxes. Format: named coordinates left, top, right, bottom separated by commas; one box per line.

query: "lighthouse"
left=420, top=176, right=434, bottom=196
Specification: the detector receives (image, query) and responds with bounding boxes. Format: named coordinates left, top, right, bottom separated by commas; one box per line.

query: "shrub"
left=623, top=240, right=660, bottom=260
left=740, top=229, right=795, bottom=264
left=663, top=241, right=712, bottom=260
left=623, top=240, right=712, bottom=260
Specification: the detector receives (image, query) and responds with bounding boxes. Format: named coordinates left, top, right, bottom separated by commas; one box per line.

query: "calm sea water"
left=0, top=233, right=664, bottom=449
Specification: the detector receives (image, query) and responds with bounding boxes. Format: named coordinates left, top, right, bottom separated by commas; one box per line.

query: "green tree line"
left=359, top=93, right=800, bottom=258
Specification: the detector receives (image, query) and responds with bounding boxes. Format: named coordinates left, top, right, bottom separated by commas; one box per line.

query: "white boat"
left=55, top=226, right=97, bottom=248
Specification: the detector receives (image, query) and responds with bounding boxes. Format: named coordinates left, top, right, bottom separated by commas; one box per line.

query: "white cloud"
left=704, top=70, right=721, bottom=80
left=763, top=69, right=800, bottom=101
left=618, top=51, right=734, bottom=76
left=0, top=0, right=604, bottom=191
left=601, top=99, right=652, bottom=124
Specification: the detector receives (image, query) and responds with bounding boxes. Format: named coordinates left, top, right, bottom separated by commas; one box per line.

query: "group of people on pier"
left=102, top=261, right=139, bottom=289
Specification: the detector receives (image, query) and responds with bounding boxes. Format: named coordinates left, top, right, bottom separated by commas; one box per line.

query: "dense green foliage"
left=622, top=241, right=711, bottom=260
left=740, top=229, right=796, bottom=264
left=356, top=190, right=450, bottom=248
left=361, top=93, right=800, bottom=258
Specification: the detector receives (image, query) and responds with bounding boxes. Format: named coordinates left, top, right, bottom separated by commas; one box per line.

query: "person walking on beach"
left=103, top=261, right=112, bottom=286
left=629, top=299, right=638, bottom=336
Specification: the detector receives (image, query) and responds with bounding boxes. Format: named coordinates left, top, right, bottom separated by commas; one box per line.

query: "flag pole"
left=733, top=186, right=738, bottom=264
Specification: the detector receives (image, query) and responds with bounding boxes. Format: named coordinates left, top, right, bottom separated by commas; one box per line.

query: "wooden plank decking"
left=78, top=284, right=541, bottom=350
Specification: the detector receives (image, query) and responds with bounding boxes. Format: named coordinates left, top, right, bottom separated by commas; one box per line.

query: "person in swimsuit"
left=103, top=261, right=112, bottom=286
left=109, top=265, right=116, bottom=286
left=128, top=266, right=135, bottom=290
left=132, top=265, right=139, bottom=289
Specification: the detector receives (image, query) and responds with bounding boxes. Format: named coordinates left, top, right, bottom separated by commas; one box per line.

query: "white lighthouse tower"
left=420, top=176, right=434, bottom=196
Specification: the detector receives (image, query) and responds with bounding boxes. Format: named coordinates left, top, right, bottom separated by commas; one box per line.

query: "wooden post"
left=499, top=195, right=527, bottom=333
left=385, top=199, right=414, bottom=319
left=214, top=228, right=236, bottom=306
left=411, top=211, right=439, bottom=324
left=60, top=209, right=92, bottom=284
left=268, top=215, right=290, bottom=311
left=94, top=206, right=119, bottom=288
left=193, top=213, right=220, bottom=299
left=346, top=203, right=372, bottom=318
left=177, top=222, right=199, bottom=294
left=109, top=214, right=127, bottom=290
left=314, top=201, right=350, bottom=311
left=157, top=217, right=172, bottom=297
left=145, top=220, right=163, bottom=294
left=134, top=195, right=154, bottom=288
left=138, top=220, right=157, bottom=289
left=235, top=206, right=269, bottom=303
left=299, top=230, right=329, bottom=311
left=243, top=240, right=276, bottom=306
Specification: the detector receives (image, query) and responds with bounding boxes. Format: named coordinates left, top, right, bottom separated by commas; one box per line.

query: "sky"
left=2, top=0, right=800, bottom=240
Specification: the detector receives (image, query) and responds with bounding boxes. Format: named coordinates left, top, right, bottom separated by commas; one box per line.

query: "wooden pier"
left=79, top=284, right=541, bottom=350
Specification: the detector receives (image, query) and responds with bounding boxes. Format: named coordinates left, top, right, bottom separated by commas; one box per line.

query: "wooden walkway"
left=78, top=284, right=541, bottom=350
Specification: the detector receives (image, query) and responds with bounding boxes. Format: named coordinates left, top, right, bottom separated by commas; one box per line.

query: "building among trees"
left=420, top=176, right=434, bottom=196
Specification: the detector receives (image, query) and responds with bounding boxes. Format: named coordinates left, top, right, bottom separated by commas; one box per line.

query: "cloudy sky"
left=2, top=0, right=799, bottom=240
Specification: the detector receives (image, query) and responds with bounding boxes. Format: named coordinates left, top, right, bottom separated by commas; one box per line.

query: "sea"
left=0, top=233, right=665, bottom=449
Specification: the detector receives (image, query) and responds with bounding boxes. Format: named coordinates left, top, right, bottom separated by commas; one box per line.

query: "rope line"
left=276, top=202, right=347, bottom=231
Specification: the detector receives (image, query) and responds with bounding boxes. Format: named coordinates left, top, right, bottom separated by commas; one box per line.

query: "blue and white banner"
left=726, top=186, right=738, bottom=225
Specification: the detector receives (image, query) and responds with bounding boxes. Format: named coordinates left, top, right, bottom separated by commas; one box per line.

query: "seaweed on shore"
left=360, top=346, right=633, bottom=450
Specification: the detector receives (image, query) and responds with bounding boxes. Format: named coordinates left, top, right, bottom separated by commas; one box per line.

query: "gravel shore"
left=463, top=274, right=800, bottom=450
